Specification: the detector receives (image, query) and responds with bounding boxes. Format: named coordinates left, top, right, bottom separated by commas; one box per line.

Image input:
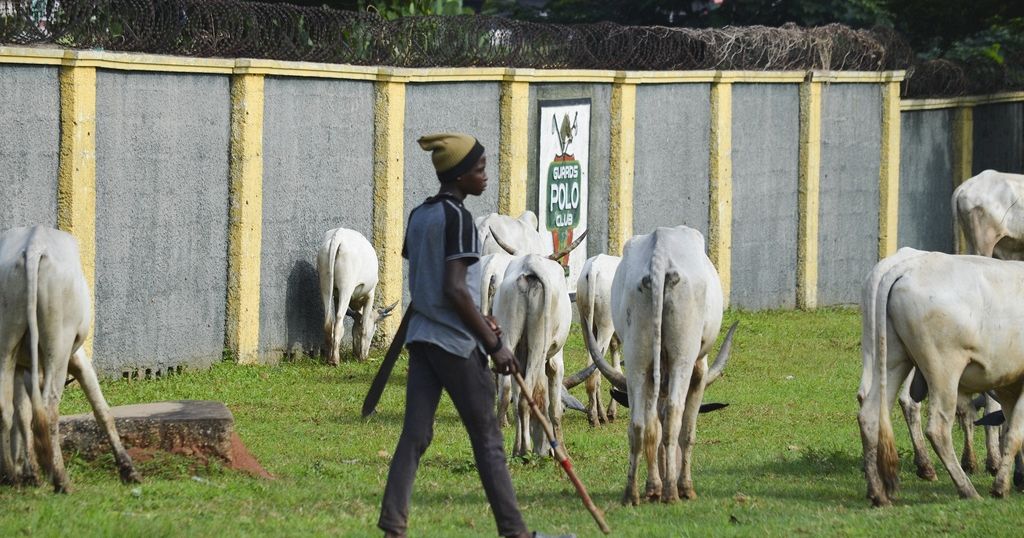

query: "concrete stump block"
left=60, top=400, right=234, bottom=464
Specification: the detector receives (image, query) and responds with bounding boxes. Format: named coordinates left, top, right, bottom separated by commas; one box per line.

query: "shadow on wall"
left=285, top=259, right=328, bottom=360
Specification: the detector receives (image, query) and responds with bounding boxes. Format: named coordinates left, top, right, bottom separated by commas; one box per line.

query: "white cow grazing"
left=0, top=226, right=139, bottom=491
left=476, top=211, right=548, bottom=256
left=492, top=254, right=584, bottom=457
left=859, top=248, right=1024, bottom=504
left=953, top=170, right=1024, bottom=260
left=576, top=254, right=622, bottom=426
left=586, top=226, right=736, bottom=504
left=317, top=227, right=396, bottom=364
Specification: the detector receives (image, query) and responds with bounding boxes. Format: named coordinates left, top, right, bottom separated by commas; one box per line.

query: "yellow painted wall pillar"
left=225, top=74, right=265, bottom=365
left=372, top=77, right=407, bottom=342
left=878, top=80, right=901, bottom=259
left=58, top=64, right=97, bottom=357
left=952, top=105, right=974, bottom=253
left=797, top=79, right=822, bottom=310
left=499, top=76, right=529, bottom=217
left=709, top=79, right=733, bottom=307
left=608, top=78, right=636, bottom=256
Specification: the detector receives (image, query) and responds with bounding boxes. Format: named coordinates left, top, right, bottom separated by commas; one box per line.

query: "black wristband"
left=485, top=336, right=503, bottom=355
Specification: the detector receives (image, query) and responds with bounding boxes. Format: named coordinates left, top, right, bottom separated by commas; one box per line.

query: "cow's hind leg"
left=859, top=334, right=911, bottom=506
left=68, top=349, right=141, bottom=484
left=923, top=369, right=981, bottom=500
left=897, top=374, right=936, bottom=480
left=12, top=370, right=39, bottom=485
left=605, top=335, right=621, bottom=422
left=957, top=396, right=978, bottom=474
left=992, top=388, right=1024, bottom=497
left=985, top=395, right=1003, bottom=475
left=329, top=287, right=354, bottom=366
left=675, top=358, right=707, bottom=501
left=0, top=342, right=19, bottom=484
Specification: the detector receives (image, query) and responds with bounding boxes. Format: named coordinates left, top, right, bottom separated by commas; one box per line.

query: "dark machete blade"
left=361, top=306, right=413, bottom=418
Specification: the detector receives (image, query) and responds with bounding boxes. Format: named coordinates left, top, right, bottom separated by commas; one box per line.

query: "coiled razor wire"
left=0, top=0, right=1015, bottom=97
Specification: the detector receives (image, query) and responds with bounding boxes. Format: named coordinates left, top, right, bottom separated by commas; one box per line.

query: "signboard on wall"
left=537, top=98, right=590, bottom=291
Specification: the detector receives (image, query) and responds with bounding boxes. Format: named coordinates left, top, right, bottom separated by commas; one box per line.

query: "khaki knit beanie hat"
left=418, top=132, right=485, bottom=182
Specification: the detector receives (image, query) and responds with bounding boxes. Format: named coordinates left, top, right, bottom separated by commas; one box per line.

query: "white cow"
left=491, top=253, right=592, bottom=457
left=859, top=248, right=1024, bottom=504
left=576, top=254, right=622, bottom=426
left=317, top=227, right=396, bottom=364
left=953, top=170, right=1024, bottom=260
left=476, top=211, right=548, bottom=257
left=585, top=226, right=737, bottom=504
left=950, top=169, right=1024, bottom=472
left=0, top=226, right=139, bottom=491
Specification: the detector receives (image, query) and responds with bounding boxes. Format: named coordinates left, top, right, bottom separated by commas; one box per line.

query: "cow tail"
left=325, top=230, right=341, bottom=329
left=25, top=231, right=53, bottom=470
left=649, top=255, right=667, bottom=399
left=874, top=261, right=904, bottom=499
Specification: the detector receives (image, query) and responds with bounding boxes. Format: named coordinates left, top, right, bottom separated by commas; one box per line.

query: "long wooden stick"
left=513, top=371, right=611, bottom=534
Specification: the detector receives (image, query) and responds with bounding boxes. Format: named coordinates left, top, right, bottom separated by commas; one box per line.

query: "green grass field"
left=0, top=308, right=1020, bottom=537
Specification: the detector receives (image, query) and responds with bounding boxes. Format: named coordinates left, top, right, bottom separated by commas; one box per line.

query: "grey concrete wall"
left=730, top=84, right=800, bottom=310
left=633, top=84, right=711, bottom=238
left=93, top=71, right=231, bottom=376
left=817, top=84, right=881, bottom=306
left=898, top=109, right=954, bottom=253
left=403, top=83, right=502, bottom=218
left=0, top=65, right=59, bottom=232
left=259, top=77, right=376, bottom=361
left=973, top=102, right=1024, bottom=175
left=401, top=83, right=502, bottom=305
left=528, top=84, right=612, bottom=257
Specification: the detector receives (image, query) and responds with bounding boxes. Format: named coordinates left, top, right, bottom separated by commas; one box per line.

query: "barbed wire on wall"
left=0, top=0, right=1015, bottom=97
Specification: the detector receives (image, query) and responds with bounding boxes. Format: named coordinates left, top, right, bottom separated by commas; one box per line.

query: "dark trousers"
left=378, top=342, right=527, bottom=537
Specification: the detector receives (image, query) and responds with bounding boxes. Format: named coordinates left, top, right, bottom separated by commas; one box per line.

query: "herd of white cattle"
left=4, top=169, right=1024, bottom=508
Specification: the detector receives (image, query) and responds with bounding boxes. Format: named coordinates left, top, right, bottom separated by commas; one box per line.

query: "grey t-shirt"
left=402, top=193, right=482, bottom=357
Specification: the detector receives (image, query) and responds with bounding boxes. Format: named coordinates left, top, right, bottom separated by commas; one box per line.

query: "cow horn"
left=976, top=410, right=1006, bottom=427
left=489, top=229, right=519, bottom=256
left=610, top=387, right=729, bottom=413
left=547, top=229, right=588, bottom=262
left=581, top=322, right=627, bottom=391
left=560, top=386, right=587, bottom=413
left=563, top=361, right=598, bottom=389
left=377, top=301, right=399, bottom=319
left=704, top=321, right=738, bottom=387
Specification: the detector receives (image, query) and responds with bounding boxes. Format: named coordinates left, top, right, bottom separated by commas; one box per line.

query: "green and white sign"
left=538, top=98, right=589, bottom=291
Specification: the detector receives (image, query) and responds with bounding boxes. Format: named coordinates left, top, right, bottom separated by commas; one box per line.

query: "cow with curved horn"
left=476, top=211, right=548, bottom=256
left=583, top=225, right=737, bottom=504
left=490, top=228, right=591, bottom=456
left=317, top=227, right=397, bottom=364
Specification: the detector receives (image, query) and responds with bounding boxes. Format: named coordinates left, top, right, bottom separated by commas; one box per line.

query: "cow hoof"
left=622, top=493, right=640, bottom=506
left=870, top=495, right=891, bottom=508
left=962, top=456, right=978, bottom=475
left=680, top=488, right=697, bottom=500
left=916, top=466, right=937, bottom=481
left=121, top=467, right=142, bottom=484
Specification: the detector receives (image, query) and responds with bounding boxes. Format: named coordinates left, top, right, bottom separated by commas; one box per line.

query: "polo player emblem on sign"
left=538, top=98, right=589, bottom=292
left=547, top=112, right=582, bottom=277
